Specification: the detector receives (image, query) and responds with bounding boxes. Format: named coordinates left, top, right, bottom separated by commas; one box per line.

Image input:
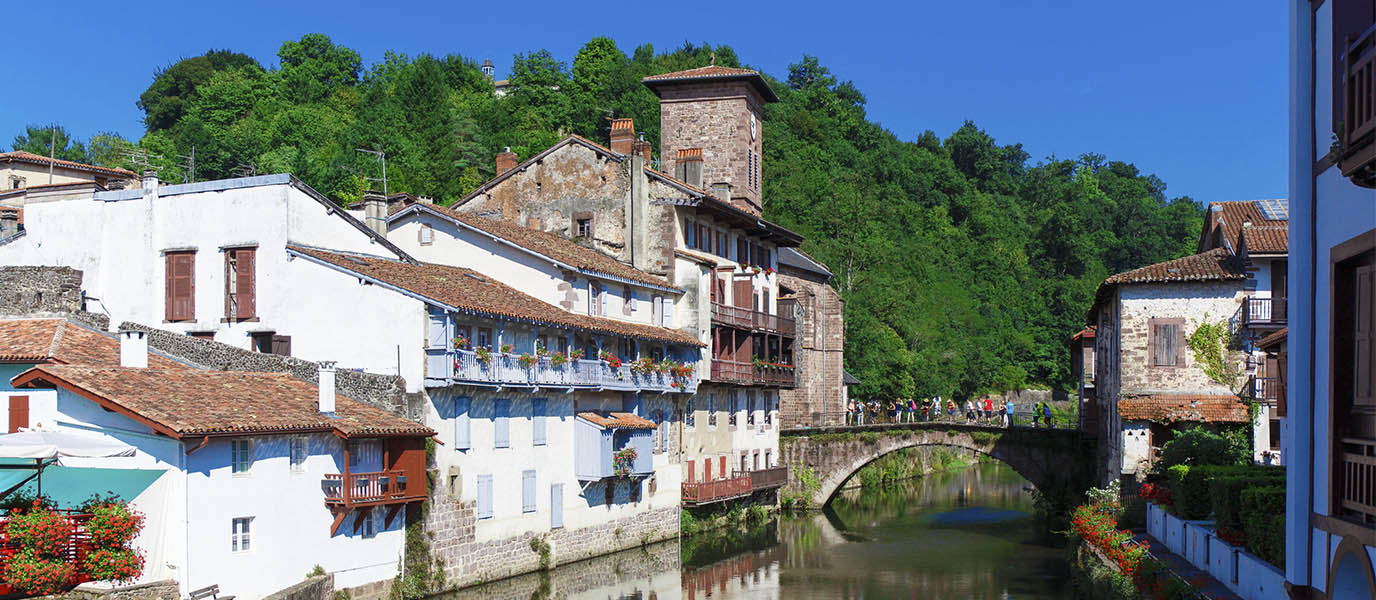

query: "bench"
left=187, top=585, right=235, bottom=600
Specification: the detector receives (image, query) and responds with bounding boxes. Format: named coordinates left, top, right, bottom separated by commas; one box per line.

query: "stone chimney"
left=317, top=361, right=337, bottom=415
left=496, top=147, right=519, bottom=175
left=711, top=182, right=732, bottom=203
left=609, top=118, right=635, bottom=156
left=675, top=149, right=704, bottom=188
left=363, top=191, right=388, bottom=236
left=141, top=170, right=159, bottom=192
left=119, top=330, right=148, bottom=368
left=0, top=208, right=18, bottom=238
left=632, top=137, right=653, bottom=165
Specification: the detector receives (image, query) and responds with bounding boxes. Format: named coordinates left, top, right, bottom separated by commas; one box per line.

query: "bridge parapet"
left=779, top=423, right=1090, bottom=508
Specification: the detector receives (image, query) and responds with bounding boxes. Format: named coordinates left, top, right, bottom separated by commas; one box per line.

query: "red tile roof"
left=642, top=65, right=779, bottom=102
left=0, top=319, right=182, bottom=368
left=1070, top=326, right=1097, bottom=342
left=577, top=411, right=656, bottom=429
left=1104, top=248, right=1246, bottom=286
left=12, top=366, right=433, bottom=438
left=1240, top=225, right=1288, bottom=254
left=1198, top=200, right=1287, bottom=254
left=0, top=151, right=135, bottom=179
left=288, top=246, right=703, bottom=347
left=391, top=201, right=678, bottom=290
left=1119, top=394, right=1249, bottom=424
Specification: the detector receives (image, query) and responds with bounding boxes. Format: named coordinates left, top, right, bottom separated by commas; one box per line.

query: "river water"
left=443, top=462, right=1070, bottom=600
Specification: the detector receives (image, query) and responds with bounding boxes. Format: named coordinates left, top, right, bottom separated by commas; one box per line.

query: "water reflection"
left=440, top=463, right=1069, bottom=600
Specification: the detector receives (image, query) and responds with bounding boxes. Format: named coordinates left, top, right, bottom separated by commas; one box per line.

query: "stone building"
left=1069, top=326, right=1097, bottom=438
left=1089, top=248, right=1252, bottom=483
left=777, top=247, right=846, bottom=427
left=449, top=65, right=804, bottom=508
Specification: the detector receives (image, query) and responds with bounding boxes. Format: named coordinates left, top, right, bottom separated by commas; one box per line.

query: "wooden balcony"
left=0, top=511, right=94, bottom=595
left=1338, top=437, right=1376, bottom=525
left=1241, top=296, right=1287, bottom=328
left=1340, top=25, right=1376, bottom=187
left=709, top=359, right=795, bottom=388
left=711, top=302, right=796, bottom=337
left=1246, top=376, right=1280, bottom=403
left=681, top=467, right=788, bottom=505
left=431, top=350, right=697, bottom=394
left=323, top=470, right=423, bottom=508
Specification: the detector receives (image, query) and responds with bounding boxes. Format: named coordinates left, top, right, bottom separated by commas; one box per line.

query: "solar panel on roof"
left=1253, top=198, right=1289, bottom=221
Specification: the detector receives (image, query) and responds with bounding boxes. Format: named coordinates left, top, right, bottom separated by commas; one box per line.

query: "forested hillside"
left=10, top=35, right=1203, bottom=399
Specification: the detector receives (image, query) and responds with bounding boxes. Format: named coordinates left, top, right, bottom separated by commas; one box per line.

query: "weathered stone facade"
left=421, top=478, right=679, bottom=590
left=440, top=539, right=680, bottom=600
left=777, top=268, right=845, bottom=427
left=262, top=575, right=333, bottom=600
left=49, top=580, right=180, bottom=600
left=0, top=265, right=87, bottom=317
left=657, top=80, right=768, bottom=215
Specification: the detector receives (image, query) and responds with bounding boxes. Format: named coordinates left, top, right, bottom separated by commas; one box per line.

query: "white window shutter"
left=663, top=298, right=675, bottom=328
left=454, top=396, right=471, bottom=450
left=427, top=309, right=447, bottom=348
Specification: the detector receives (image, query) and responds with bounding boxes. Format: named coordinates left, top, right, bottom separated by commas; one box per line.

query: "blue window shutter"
left=532, top=399, right=547, bottom=446
left=454, top=397, right=471, bottom=450
left=494, top=400, right=510, bottom=448
left=550, top=483, right=564, bottom=529
left=427, top=308, right=448, bottom=348
left=477, top=474, right=493, bottom=519
left=522, top=470, right=536, bottom=513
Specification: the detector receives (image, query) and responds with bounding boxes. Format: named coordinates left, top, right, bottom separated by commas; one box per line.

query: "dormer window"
left=418, top=224, right=434, bottom=246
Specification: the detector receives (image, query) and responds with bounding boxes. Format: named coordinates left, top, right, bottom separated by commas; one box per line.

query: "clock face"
left=750, top=114, right=756, bottom=142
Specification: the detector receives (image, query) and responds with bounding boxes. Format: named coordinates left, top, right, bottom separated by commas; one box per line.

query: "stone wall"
left=777, top=272, right=845, bottom=428
left=657, top=80, right=766, bottom=215
left=1117, top=282, right=1246, bottom=395
left=263, top=575, right=333, bottom=600
left=446, top=539, right=679, bottom=600
left=52, top=580, right=179, bottom=600
left=0, top=266, right=87, bottom=317
left=120, top=321, right=418, bottom=420
left=422, top=478, right=679, bottom=590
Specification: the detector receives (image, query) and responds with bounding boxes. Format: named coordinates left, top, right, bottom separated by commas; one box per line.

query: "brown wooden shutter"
left=737, top=238, right=749, bottom=264
left=165, top=255, right=175, bottom=321
left=733, top=279, right=752, bottom=309
left=271, top=334, right=291, bottom=356
left=166, top=253, right=195, bottom=321
left=1355, top=264, right=1374, bottom=407
left=8, top=396, right=28, bottom=433
left=1276, top=350, right=1288, bottom=417
left=237, top=249, right=256, bottom=320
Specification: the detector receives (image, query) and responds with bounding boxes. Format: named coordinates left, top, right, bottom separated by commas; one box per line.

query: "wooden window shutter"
left=1276, top=350, right=1288, bottom=417
left=237, top=249, right=255, bottom=319
left=166, top=253, right=195, bottom=321
left=737, top=238, right=749, bottom=264
left=1356, top=265, right=1374, bottom=407
left=734, top=279, right=752, bottom=309
left=8, top=396, right=28, bottom=433
left=271, top=335, right=291, bottom=356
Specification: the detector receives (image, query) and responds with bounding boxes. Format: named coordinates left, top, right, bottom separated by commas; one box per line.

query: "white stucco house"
left=1284, top=2, right=1376, bottom=597
left=0, top=317, right=433, bottom=599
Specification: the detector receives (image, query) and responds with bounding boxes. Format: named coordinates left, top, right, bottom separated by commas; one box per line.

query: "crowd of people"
left=843, top=398, right=1061, bottom=428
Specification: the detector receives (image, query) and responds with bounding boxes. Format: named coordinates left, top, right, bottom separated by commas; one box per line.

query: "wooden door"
left=8, top=396, right=27, bottom=433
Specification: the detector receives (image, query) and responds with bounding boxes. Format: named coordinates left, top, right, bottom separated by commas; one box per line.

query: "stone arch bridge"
left=779, top=423, right=1093, bottom=507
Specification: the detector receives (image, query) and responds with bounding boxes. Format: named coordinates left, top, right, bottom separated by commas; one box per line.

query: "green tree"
left=278, top=34, right=362, bottom=104
left=138, top=50, right=260, bottom=131
left=10, top=124, right=88, bottom=162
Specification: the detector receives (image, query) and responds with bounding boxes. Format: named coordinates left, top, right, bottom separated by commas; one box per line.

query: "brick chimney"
left=363, top=191, right=388, bottom=236
left=496, top=147, right=519, bottom=175
left=609, top=118, right=635, bottom=156
left=675, top=148, right=703, bottom=188
left=317, top=361, right=337, bottom=415
left=119, top=330, right=148, bottom=369
left=632, top=138, right=653, bottom=165
left=0, top=208, right=18, bottom=238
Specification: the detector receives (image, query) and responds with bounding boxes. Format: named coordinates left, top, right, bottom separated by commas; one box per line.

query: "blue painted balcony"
left=574, top=412, right=655, bottom=481
left=426, top=349, right=698, bottom=393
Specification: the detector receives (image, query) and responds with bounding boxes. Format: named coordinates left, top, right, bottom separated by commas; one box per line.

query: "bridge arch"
left=779, top=424, right=1091, bottom=508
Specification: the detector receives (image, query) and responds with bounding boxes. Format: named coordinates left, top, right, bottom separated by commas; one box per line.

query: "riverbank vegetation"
left=1068, top=482, right=1199, bottom=600
left=14, top=35, right=1203, bottom=398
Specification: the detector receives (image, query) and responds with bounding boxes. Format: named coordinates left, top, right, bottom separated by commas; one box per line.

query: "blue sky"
left=1, top=0, right=1286, bottom=205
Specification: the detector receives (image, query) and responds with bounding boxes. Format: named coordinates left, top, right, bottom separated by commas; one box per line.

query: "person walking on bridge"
left=1032, top=402, right=1041, bottom=428
left=983, top=397, right=994, bottom=424
left=1043, top=403, right=1053, bottom=428
left=1003, top=399, right=1014, bottom=427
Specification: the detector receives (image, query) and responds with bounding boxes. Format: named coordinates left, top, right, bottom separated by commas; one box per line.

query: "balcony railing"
left=1241, top=296, right=1287, bottom=327
left=711, top=302, right=796, bottom=337
left=1338, top=437, right=1376, bottom=525
left=710, top=359, right=795, bottom=387
left=433, top=350, right=697, bottom=393
left=323, top=470, right=421, bottom=507
left=1246, top=376, right=1280, bottom=403
left=1340, top=25, right=1376, bottom=186
left=681, top=467, right=789, bottom=505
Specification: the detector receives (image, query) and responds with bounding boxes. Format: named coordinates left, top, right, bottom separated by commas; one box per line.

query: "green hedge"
left=1209, top=470, right=1286, bottom=533
left=1241, top=486, right=1286, bottom=569
left=1169, top=464, right=1284, bottom=521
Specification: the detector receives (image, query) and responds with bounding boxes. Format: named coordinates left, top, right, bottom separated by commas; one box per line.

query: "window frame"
left=289, top=436, right=307, bottom=473
left=223, top=247, right=256, bottom=322
left=230, top=439, right=253, bottom=475
left=164, top=251, right=196, bottom=322
left=231, top=516, right=253, bottom=553
left=1146, top=317, right=1186, bottom=368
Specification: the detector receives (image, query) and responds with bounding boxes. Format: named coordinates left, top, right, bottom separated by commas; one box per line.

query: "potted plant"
left=612, top=447, right=638, bottom=478
left=475, top=347, right=493, bottom=365
left=599, top=351, right=622, bottom=369
left=517, top=353, right=538, bottom=369
left=452, top=334, right=470, bottom=350
left=569, top=348, right=586, bottom=361
left=500, top=343, right=514, bottom=355
left=550, top=352, right=567, bottom=368
left=631, top=357, right=656, bottom=375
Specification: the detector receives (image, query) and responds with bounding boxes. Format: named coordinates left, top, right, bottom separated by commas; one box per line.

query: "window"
left=454, top=325, right=472, bottom=350
left=729, top=394, right=739, bottom=427
left=653, top=411, right=665, bottom=453
left=532, top=399, right=547, bottom=446
left=522, top=470, right=537, bottom=513
left=231, top=517, right=252, bottom=553
left=453, top=396, right=471, bottom=450
left=250, top=332, right=291, bottom=356
left=476, top=474, right=493, bottom=519
left=165, top=251, right=195, bottom=321
left=707, top=394, right=717, bottom=427
left=589, top=282, right=604, bottom=316
left=8, top=176, right=23, bottom=190
left=224, top=247, right=256, bottom=320
left=494, top=400, right=510, bottom=448
left=1331, top=232, right=1376, bottom=522
left=477, top=328, right=493, bottom=350
left=623, top=286, right=634, bottom=314
left=684, top=218, right=695, bottom=248
left=737, top=238, right=750, bottom=265
left=747, top=391, right=756, bottom=426
left=685, top=399, right=695, bottom=428
left=289, top=437, right=307, bottom=472
left=764, top=393, right=774, bottom=425
left=418, top=223, right=434, bottom=245
left=620, top=338, right=635, bottom=360
left=550, top=483, right=564, bottom=529
left=360, top=508, right=383, bottom=538
left=231, top=439, right=253, bottom=474
left=652, top=295, right=664, bottom=325
left=7, top=396, right=27, bottom=434
left=1148, top=318, right=1184, bottom=367
left=576, top=217, right=592, bottom=238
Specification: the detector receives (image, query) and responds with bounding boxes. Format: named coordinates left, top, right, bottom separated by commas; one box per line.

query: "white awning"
left=0, top=429, right=137, bottom=460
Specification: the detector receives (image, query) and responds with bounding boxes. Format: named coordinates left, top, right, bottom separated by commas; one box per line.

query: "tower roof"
left=642, top=65, right=779, bottom=102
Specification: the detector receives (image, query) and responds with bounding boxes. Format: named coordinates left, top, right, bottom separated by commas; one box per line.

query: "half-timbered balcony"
left=1338, top=436, right=1376, bottom=525
left=323, top=470, right=421, bottom=507
left=1241, top=296, right=1287, bottom=328
left=430, top=350, right=697, bottom=393
left=711, top=302, right=796, bottom=337
left=709, top=359, right=796, bottom=388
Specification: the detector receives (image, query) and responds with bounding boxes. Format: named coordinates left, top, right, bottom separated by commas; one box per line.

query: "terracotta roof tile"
left=577, top=411, right=656, bottom=429
left=642, top=65, right=779, bottom=102
left=1119, top=394, right=1249, bottom=424
left=0, top=319, right=182, bottom=368
left=1240, top=225, right=1288, bottom=254
left=12, top=366, right=433, bottom=438
left=0, top=151, right=135, bottom=179
left=1070, top=326, right=1097, bottom=341
left=391, top=201, right=678, bottom=290
left=1199, top=200, right=1287, bottom=253
left=288, top=246, right=703, bottom=347
left=1104, top=248, right=1246, bottom=286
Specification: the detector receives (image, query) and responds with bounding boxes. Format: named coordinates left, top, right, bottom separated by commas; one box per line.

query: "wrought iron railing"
left=1246, top=376, right=1280, bottom=403
left=1338, top=436, right=1376, bottom=525
left=1241, top=296, right=1287, bottom=327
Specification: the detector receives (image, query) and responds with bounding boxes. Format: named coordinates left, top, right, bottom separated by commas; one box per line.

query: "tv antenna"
left=233, top=162, right=258, bottom=178
left=124, top=148, right=160, bottom=171
left=177, top=146, right=196, bottom=183
left=355, top=148, right=388, bottom=197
